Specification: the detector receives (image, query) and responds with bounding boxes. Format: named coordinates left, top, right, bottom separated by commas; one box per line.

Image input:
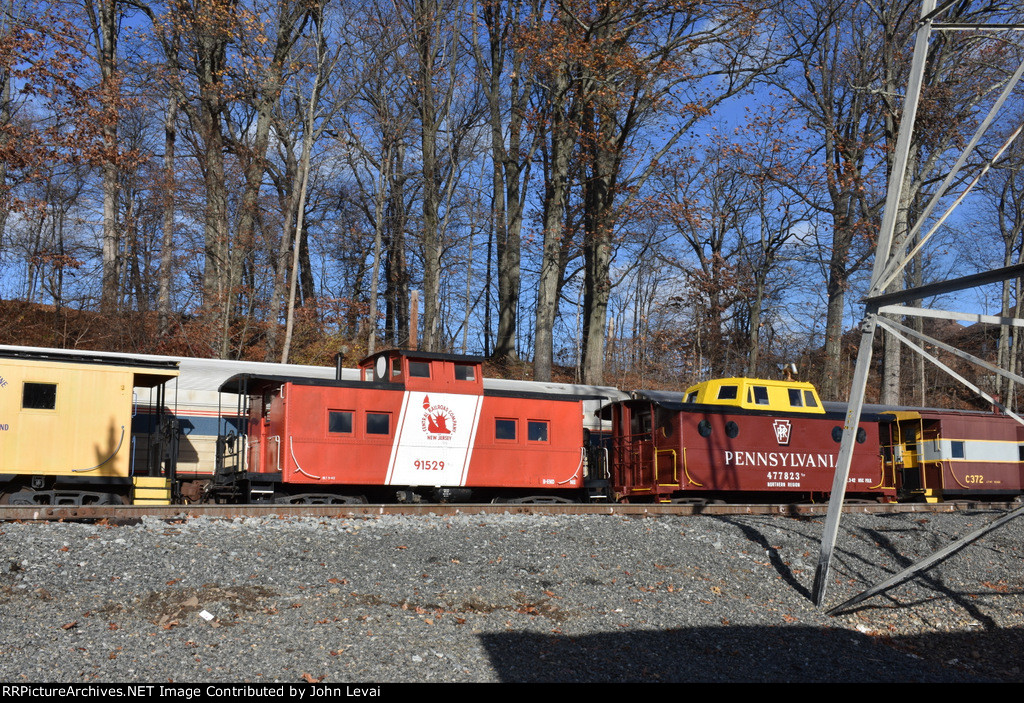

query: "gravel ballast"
left=1, top=510, right=1021, bottom=683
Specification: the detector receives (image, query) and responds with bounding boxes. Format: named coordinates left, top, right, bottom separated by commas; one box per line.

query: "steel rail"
left=0, top=500, right=1004, bottom=523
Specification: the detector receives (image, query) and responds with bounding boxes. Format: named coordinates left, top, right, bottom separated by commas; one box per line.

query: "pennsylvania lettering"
left=723, top=451, right=837, bottom=468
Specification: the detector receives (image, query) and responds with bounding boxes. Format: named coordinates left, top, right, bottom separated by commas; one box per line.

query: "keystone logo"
left=772, top=419, right=792, bottom=446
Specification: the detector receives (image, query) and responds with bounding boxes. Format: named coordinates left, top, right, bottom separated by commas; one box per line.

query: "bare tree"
left=772, top=0, right=888, bottom=399
left=226, top=0, right=313, bottom=353
left=280, top=4, right=336, bottom=362
left=520, top=0, right=783, bottom=383
left=471, top=0, right=535, bottom=363
left=980, top=117, right=1024, bottom=411
left=83, top=0, right=123, bottom=314
left=873, top=0, right=1016, bottom=405
left=335, top=0, right=418, bottom=352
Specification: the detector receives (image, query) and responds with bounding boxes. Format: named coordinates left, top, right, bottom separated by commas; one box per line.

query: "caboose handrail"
left=290, top=436, right=324, bottom=480
left=72, top=425, right=125, bottom=473
left=682, top=452, right=704, bottom=487
left=270, top=435, right=281, bottom=473
left=557, top=447, right=586, bottom=486
left=655, top=449, right=678, bottom=486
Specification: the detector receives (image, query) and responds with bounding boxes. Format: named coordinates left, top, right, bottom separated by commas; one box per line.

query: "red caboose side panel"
left=268, top=383, right=406, bottom=486
left=246, top=379, right=585, bottom=492
left=467, top=394, right=584, bottom=489
left=609, top=400, right=894, bottom=501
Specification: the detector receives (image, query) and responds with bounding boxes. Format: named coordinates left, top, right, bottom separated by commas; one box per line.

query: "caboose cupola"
left=358, top=350, right=485, bottom=394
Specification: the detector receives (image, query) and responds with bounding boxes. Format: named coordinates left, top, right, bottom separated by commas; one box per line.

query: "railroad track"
left=0, top=500, right=1010, bottom=522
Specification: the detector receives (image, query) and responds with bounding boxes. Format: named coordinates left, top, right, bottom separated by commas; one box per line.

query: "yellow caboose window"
left=22, top=382, right=56, bottom=410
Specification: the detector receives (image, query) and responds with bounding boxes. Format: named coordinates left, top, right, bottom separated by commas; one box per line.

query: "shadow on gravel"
left=479, top=625, right=1019, bottom=682
left=846, top=526, right=1014, bottom=627
left=709, top=516, right=813, bottom=600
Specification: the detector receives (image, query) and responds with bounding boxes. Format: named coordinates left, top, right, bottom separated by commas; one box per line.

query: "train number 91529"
left=413, top=459, right=446, bottom=471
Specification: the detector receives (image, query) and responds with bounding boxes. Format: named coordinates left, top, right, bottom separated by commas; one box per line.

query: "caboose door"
left=653, top=408, right=679, bottom=489
left=634, top=408, right=656, bottom=488
left=610, top=403, right=654, bottom=491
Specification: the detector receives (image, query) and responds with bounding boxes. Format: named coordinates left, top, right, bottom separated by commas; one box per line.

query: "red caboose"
left=882, top=408, right=1024, bottom=502
left=605, top=383, right=897, bottom=502
left=214, top=350, right=589, bottom=503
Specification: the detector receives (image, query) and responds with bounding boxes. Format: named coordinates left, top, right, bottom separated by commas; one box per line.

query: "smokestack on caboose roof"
left=334, top=347, right=348, bottom=381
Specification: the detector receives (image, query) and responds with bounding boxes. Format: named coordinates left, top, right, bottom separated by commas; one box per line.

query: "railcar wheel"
left=0, top=488, right=26, bottom=505
left=274, top=493, right=368, bottom=505
left=0, top=479, right=33, bottom=505
left=1, top=488, right=125, bottom=505
left=499, top=495, right=576, bottom=504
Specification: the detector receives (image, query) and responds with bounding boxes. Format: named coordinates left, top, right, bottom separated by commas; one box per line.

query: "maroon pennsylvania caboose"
left=605, top=387, right=896, bottom=502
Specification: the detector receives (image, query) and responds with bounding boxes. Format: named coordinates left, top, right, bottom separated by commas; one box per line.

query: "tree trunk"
left=478, top=0, right=529, bottom=363
left=415, top=0, right=442, bottom=352
left=580, top=88, right=617, bottom=385
left=533, top=63, right=575, bottom=381
left=184, top=0, right=234, bottom=357
left=232, top=1, right=309, bottom=348
left=87, top=0, right=120, bottom=315
left=158, top=72, right=178, bottom=339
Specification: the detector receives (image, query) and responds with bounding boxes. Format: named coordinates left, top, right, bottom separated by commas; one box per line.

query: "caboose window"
left=408, top=360, right=431, bottom=378
left=656, top=408, right=675, bottom=438
left=328, top=411, right=353, bottom=434
left=788, top=388, right=803, bottom=407
left=717, top=385, right=737, bottom=400
left=528, top=420, right=549, bottom=442
left=951, top=441, right=965, bottom=459
left=22, top=382, right=56, bottom=410
left=804, top=390, right=818, bottom=407
left=752, top=386, right=769, bottom=405
left=495, top=419, right=517, bottom=440
left=367, top=412, right=390, bottom=435
left=631, top=411, right=652, bottom=435
left=455, top=364, right=475, bottom=381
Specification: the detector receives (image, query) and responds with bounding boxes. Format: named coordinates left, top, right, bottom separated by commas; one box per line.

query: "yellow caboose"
left=0, top=348, right=179, bottom=505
